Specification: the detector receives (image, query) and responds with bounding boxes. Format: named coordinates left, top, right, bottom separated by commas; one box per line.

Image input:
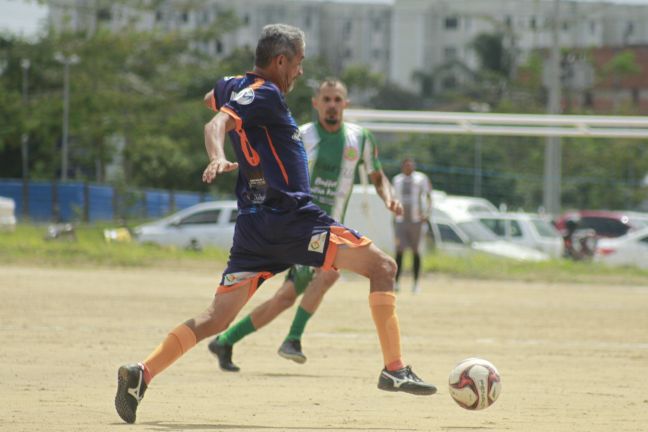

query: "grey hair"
left=255, top=24, right=305, bottom=68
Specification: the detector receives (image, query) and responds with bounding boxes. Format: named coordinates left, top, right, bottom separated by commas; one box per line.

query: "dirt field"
left=1, top=264, right=647, bottom=432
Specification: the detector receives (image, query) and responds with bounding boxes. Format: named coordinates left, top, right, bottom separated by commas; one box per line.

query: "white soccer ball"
left=448, top=357, right=501, bottom=410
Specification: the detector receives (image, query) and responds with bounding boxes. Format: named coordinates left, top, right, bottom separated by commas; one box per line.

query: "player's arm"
left=202, top=111, right=238, bottom=184
left=370, top=170, right=403, bottom=216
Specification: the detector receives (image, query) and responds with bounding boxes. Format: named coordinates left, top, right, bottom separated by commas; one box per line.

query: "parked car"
left=555, top=210, right=648, bottom=239
left=132, top=200, right=237, bottom=249
left=429, top=209, right=550, bottom=262
left=0, top=196, right=16, bottom=231
left=594, top=227, right=648, bottom=269
left=434, top=195, right=499, bottom=220
left=475, top=212, right=564, bottom=259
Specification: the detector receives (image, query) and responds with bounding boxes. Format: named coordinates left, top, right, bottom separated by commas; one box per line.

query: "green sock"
left=285, top=306, right=313, bottom=341
left=218, top=315, right=256, bottom=346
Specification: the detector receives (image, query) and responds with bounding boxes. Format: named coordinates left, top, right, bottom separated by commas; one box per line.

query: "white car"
left=434, top=194, right=499, bottom=219
left=133, top=200, right=237, bottom=249
left=475, top=212, right=564, bottom=259
left=430, top=210, right=550, bottom=262
left=0, top=196, right=16, bottom=231
left=594, top=227, right=648, bottom=269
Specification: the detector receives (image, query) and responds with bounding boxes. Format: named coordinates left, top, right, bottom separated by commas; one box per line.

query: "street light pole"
left=54, top=53, right=80, bottom=181
left=543, top=0, right=562, bottom=216
left=21, top=59, right=30, bottom=219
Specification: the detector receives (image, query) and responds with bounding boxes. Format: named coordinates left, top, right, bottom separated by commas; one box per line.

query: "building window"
left=584, top=91, right=593, bottom=108
left=504, top=15, right=512, bottom=28
left=343, top=20, right=352, bottom=37
left=243, top=14, right=250, bottom=25
left=530, top=16, right=536, bottom=30
left=97, top=7, right=111, bottom=21
left=632, top=88, right=640, bottom=106
left=181, top=11, right=189, bottom=23
left=444, top=46, right=457, bottom=60
left=155, top=10, right=163, bottom=22
left=216, top=40, right=223, bottom=54
left=445, top=16, right=459, bottom=30
left=590, top=20, right=596, bottom=34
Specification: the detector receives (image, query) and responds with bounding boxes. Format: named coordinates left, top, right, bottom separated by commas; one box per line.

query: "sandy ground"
left=1, top=264, right=647, bottom=432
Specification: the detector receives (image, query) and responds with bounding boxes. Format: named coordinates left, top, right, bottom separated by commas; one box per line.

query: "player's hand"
left=386, top=199, right=403, bottom=216
left=202, top=158, right=239, bottom=183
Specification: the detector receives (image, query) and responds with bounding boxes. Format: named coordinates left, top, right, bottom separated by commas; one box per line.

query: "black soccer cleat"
left=377, top=365, right=437, bottom=395
left=208, top=336, right=240, bottom=372
left=278, top=339, right=307, bottom=364
left=115, top=363, right=148, bottom=424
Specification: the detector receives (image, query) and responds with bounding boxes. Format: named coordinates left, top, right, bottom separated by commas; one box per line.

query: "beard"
left=325, top=109, right=339, bottom=126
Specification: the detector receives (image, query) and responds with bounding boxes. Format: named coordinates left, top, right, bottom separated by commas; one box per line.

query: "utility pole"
left=543, top=0, right=562, bottom=216
left=54, top=53, right=80, bottom=181
left=21, top=59, right=30, bottom=219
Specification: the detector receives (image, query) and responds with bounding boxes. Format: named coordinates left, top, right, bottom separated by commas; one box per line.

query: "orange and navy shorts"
left=217, top=202, right=371, bottom=296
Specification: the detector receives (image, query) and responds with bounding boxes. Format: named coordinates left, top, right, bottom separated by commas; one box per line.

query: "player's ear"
left=311, top=96, right=318, bottom=109
left=343, top=98, right=350, bottom=108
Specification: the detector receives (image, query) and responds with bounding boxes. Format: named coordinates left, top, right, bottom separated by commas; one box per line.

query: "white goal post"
left=344, top=109, right=648, bottom=139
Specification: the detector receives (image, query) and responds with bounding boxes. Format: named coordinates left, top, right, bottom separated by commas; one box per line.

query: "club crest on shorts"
left=308, top=230, right=328, bottom=254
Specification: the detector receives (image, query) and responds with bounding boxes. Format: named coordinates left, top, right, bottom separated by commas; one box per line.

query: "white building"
left=47, top=0, right=648, bottom=91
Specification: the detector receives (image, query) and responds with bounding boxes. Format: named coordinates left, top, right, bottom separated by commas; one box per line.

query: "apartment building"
left=48, top=0, right=648, bottom=91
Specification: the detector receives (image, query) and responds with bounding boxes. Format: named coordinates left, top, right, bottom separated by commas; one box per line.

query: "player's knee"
left=275, top=290, right=297, bottom=310
left=320, top=270, right=340, bottom=288
left=371, top=253, right=397, bottom=281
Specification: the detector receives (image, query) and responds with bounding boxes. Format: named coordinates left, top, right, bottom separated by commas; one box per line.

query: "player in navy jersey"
left=114, top=24, right=436, bottom=425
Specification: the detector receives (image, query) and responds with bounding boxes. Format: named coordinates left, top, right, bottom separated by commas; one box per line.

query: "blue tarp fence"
left=0, top=178, right=210, bottom=222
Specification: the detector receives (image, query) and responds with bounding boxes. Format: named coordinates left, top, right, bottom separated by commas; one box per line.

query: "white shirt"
left=392, top=171, right=432, bottom=223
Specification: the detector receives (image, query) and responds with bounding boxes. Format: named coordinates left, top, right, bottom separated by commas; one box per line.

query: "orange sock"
left=142, top=323, right=197, bottom=384
left=369, top=291, right=404, bottom=371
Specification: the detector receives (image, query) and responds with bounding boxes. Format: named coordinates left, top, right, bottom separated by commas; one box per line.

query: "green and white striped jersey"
left=301, top=121, right=382, bottom=222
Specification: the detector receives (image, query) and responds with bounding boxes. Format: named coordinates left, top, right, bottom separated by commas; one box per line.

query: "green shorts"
left=285, top=265, right=315, bottom=296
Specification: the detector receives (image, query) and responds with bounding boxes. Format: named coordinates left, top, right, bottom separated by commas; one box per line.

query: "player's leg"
left=330, top=241, right=436, bottom=395
left=209, top=273, right=299, bottom=372
left=278, top=268, right=340, bottom=363
left=410, top=221, right=425, bottom=293
left=394, top=222, right=405, bottom=292
left=114, top=277, right=258, bottom=424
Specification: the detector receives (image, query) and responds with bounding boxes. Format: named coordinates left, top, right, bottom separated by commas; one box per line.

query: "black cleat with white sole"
left=378, top=365, right=437, bottom=395
left=115, top=363, right=148, bottom=424
left=278, top=339, right=307, bottom=364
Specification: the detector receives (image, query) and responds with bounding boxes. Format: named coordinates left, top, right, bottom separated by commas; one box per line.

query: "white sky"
left=0, top=0, right=48, bottom=38
left=2, top=0, right=648, bottom=38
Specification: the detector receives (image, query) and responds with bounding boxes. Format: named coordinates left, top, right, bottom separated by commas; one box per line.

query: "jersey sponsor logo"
left=308, top=230, right=328, bottom=254
left=343, top=146, right=359, bottom=161
left=230, top=87, right=255, bottom=105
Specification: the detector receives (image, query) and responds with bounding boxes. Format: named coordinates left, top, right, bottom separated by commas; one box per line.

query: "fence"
left=0, top=179, right=214, bottom=223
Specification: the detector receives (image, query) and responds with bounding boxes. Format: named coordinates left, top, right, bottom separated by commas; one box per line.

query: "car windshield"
left=531, top=218, right=560, bottom=238
left=457, top=221, right=498, bottom=242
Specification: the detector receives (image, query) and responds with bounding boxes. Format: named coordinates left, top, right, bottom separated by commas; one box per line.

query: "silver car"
left=133, top=200, right=237, bottom=250
left=475, top=212, right=564, bottom=259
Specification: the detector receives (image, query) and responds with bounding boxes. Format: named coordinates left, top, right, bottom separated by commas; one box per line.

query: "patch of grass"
left=422, top=251, right=648, bottom=285
left=2, top=224, right=646, bottom=286
left=0, top=224, right=229, bottom=268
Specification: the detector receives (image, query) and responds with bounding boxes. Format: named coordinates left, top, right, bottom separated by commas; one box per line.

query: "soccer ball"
left=448, top=358, right=501, bottom=410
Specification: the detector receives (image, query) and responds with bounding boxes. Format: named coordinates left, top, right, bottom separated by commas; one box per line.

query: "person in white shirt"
left=392, top=158, right=432, bottom=293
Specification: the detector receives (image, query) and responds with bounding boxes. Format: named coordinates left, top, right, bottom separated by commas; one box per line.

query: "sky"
left=0, top=0, right=48, bottom=38
left=2, top=0, right=648, bottom=38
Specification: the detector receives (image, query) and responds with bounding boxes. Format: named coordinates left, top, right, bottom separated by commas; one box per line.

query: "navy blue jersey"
left=212, top=73, right=311, bottom=211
